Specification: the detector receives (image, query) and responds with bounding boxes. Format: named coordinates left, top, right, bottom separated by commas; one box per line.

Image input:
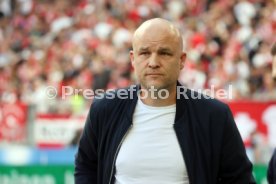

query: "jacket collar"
left=126, top=82, right=188, bottom=123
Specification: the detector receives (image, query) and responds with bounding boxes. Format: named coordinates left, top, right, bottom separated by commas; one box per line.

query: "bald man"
left=75, top=18, right=255, bottom=184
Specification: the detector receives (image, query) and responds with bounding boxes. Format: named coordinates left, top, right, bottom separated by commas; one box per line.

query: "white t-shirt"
left=115, top=98, right=189, bottom=184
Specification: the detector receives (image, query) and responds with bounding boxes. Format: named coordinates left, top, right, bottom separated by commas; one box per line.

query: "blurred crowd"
left=0, top=0, right=275, bottom=115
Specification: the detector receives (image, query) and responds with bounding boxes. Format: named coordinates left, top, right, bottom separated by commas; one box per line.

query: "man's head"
left=130, top=18, right=186, bottom=92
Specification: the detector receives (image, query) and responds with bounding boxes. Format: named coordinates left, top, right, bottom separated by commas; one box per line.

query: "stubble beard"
left=140, top=79, right=176, bottom=97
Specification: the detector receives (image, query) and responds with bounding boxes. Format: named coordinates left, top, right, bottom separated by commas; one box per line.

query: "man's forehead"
left=133, top=35, right=180, bottom=51
left=137, top=45, right=174, bottom=51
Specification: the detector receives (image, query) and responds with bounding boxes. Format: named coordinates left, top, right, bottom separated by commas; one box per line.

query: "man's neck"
left=139, top=88, right=176, bottom=107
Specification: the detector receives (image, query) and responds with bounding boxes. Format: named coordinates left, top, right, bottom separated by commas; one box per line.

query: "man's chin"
left=142, top=82, right=166, bottom=91
left=141, top=80, right=177, bottom=91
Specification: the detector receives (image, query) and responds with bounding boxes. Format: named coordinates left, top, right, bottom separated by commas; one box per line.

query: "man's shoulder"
left=178, top=86, right=229, bottom=112
left=177, top=86, right=233, bottom=130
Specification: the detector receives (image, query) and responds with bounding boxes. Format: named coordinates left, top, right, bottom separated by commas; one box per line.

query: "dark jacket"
left=268, top=149, right=276, bottom=184
left=75, top=84, right=256, bottom=184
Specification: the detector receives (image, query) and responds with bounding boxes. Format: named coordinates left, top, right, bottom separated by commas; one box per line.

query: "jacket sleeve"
left=74, top=102, right=99, bottom=184
left=218, top=106, right=256, bottom=184
left=267, top=149, right=276, bottom=184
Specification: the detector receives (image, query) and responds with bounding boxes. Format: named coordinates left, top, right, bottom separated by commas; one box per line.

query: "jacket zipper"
left=108, top=124, right=133, bottom=184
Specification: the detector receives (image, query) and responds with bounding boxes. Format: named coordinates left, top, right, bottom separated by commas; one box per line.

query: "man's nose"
left=148, top=53, right=160, bottom=68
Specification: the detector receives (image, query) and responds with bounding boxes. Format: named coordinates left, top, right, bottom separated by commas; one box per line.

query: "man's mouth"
left=145, top=73, right=163, bottom=76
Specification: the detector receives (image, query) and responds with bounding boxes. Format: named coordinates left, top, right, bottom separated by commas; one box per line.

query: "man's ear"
left=180, top=52, right=186, bottom=69
left=130, top=50, right=135, bottom=67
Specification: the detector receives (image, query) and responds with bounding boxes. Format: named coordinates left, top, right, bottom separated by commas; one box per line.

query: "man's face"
left=130, top=27, right=185, bottom=92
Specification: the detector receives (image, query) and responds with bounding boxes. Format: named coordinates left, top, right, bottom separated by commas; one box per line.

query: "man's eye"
left=140, top=52, right=150, bottom=55
left=160, top=52, right=171, bottom=56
